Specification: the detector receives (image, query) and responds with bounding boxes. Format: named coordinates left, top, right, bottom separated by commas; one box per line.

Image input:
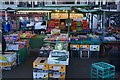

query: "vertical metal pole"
left=49, top=12, right=51, bottom=20
left=91, top=13, right=93, bottom=30
left=47, top=12, right=50, bottom=20
left=5, top=10, right=7, bottom=21
left=102, top=11, right=106, bottom=40
left=15, top=11, right=18, bottom=30
left=68, top=10, right=70, bottom=37
left=32, top=0, right=34, bottom=8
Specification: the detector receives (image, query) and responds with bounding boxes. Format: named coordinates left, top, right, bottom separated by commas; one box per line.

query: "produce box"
left=48, top=64, right=66, bottom=72
left=33, top=57, right=48, bottom=70
left=90, top=45, right=100, bottom=51
left=48, top=50, right=69, bottom=65
left=7, top=44, right=19, bottom=51
left=0, top=60, right=16, bottom=67
left=33, top=72, right=48, bottom=79
left=0, top=52, right=17, bottom=63
left=51, top=29, right=60, bottom=36
left=70, top=44, right=79, bottom=49
left=0, top=52, right=17, bottom=69
left=4, top=34, right=20, bottom=42
left=79, top=44, right=90, bottom=49
left=49, top=72, right=66, bottom=78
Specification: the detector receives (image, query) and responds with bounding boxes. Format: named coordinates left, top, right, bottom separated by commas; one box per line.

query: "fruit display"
left=51, top=29, right=60, bottom=36
left=70, top=35, right=89, bottom=41
left=15, top=40, right=29, bottom=49
left=20, top=31, right=36, bottom=38
left=104, top=37, right=116, bottom=41
left=4, top=34, right=20, bottom=42
left=44, top=34, right=69, bottom=42
left=41, top=44, right=54, bottom=50
left=82, top=19, right=89, bottom=30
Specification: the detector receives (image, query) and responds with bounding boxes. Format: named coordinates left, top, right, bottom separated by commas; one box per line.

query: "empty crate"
left=91, top=62, right=115, bottom=79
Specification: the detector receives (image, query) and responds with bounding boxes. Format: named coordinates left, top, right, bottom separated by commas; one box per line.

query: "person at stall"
left=2, top=34, right=6, bottom=54
left=34, top=20, right=46, bottom=34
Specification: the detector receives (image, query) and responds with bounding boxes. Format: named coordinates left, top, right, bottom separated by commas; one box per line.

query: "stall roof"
left=75, top=8, right=104, bottom=14
left=15, top=6, right=71, bottom=11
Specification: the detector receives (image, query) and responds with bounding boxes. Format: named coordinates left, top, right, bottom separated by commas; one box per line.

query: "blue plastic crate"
left=91, top=62, right=115, bottom=79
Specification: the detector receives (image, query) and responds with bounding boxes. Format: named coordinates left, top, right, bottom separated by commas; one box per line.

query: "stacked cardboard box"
left=33, top=57, right=49, bottom=79
left=33, top=50, right=69, bottom=79
left=48, top=50, right=69, bottom=79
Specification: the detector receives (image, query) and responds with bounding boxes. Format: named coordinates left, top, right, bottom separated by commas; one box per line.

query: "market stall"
left=3, top=32, right=29, bottom=65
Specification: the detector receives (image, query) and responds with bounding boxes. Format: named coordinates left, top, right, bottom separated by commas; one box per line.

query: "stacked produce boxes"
left=33, top=50, right=69, bottom=79
left=33, top=57, right=49, bottom=79
left=48, top=50, right=69, bottom=79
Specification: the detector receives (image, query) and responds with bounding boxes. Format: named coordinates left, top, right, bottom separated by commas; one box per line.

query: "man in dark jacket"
left=2, top=33, right=6, bottom=53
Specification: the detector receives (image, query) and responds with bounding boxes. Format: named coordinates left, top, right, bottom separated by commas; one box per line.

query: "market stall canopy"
left=15, top=6, right=71, bottom=12
left=75, top=8, right=104, bottom=14
left=6, top=7, right=15, bottom=12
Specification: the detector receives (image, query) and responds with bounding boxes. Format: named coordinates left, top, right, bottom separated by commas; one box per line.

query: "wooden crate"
left=49, top=64, right=66, bottom=72
left=33, top=57, right=48, bottom=70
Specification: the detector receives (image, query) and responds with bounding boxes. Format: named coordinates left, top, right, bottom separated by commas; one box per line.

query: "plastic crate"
left=91, top=62, right=115, bottom=79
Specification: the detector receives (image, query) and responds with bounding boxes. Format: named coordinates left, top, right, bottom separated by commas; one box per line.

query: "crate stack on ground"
left=91, top=62, right=115, bottom=79
left=0, top=52, right=17, bottom=70
left=33, top=57, right=49, bottom=79
left=48, top=50, right=69, bottom=79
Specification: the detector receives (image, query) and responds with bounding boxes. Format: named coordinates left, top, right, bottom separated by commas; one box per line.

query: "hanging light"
left=66, top=10, right=68, bottom=12
left=72, top=10, right=75, bottom=13
left=28, top=1, right=31, bottom=4
left=35, top=1, right=37, bottom=5
left=63, top=10, right=65, bottom=12
left=55, top=10, right=58, bottom=12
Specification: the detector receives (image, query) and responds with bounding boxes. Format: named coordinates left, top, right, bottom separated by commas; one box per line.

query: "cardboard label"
left=53, top=66, right=61, bottom=70
left=37, top=65, right=44, bottom=69
left=53, top=74, right=60, bottom=78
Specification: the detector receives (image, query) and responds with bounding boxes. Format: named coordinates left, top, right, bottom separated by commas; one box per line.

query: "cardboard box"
left=90, top=45, right=100, bottom=51
left=0, top=60, right=16, bottom=67
left=70, top=44, right=80, bottom=49
left=49, top=64, right=66, bottom=72
left=48, top=50, right=69, bottom=65
left=49, top=72, right=66, bottom=78
left=48, top=57, right=69, bottom=65
left=33, top=72, right=48, bottom=79
left=0, top=52, right=17, bottom=63
left=79, top=45, right=90, bottom=49
left=33, top=57, right=48, bottom=70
